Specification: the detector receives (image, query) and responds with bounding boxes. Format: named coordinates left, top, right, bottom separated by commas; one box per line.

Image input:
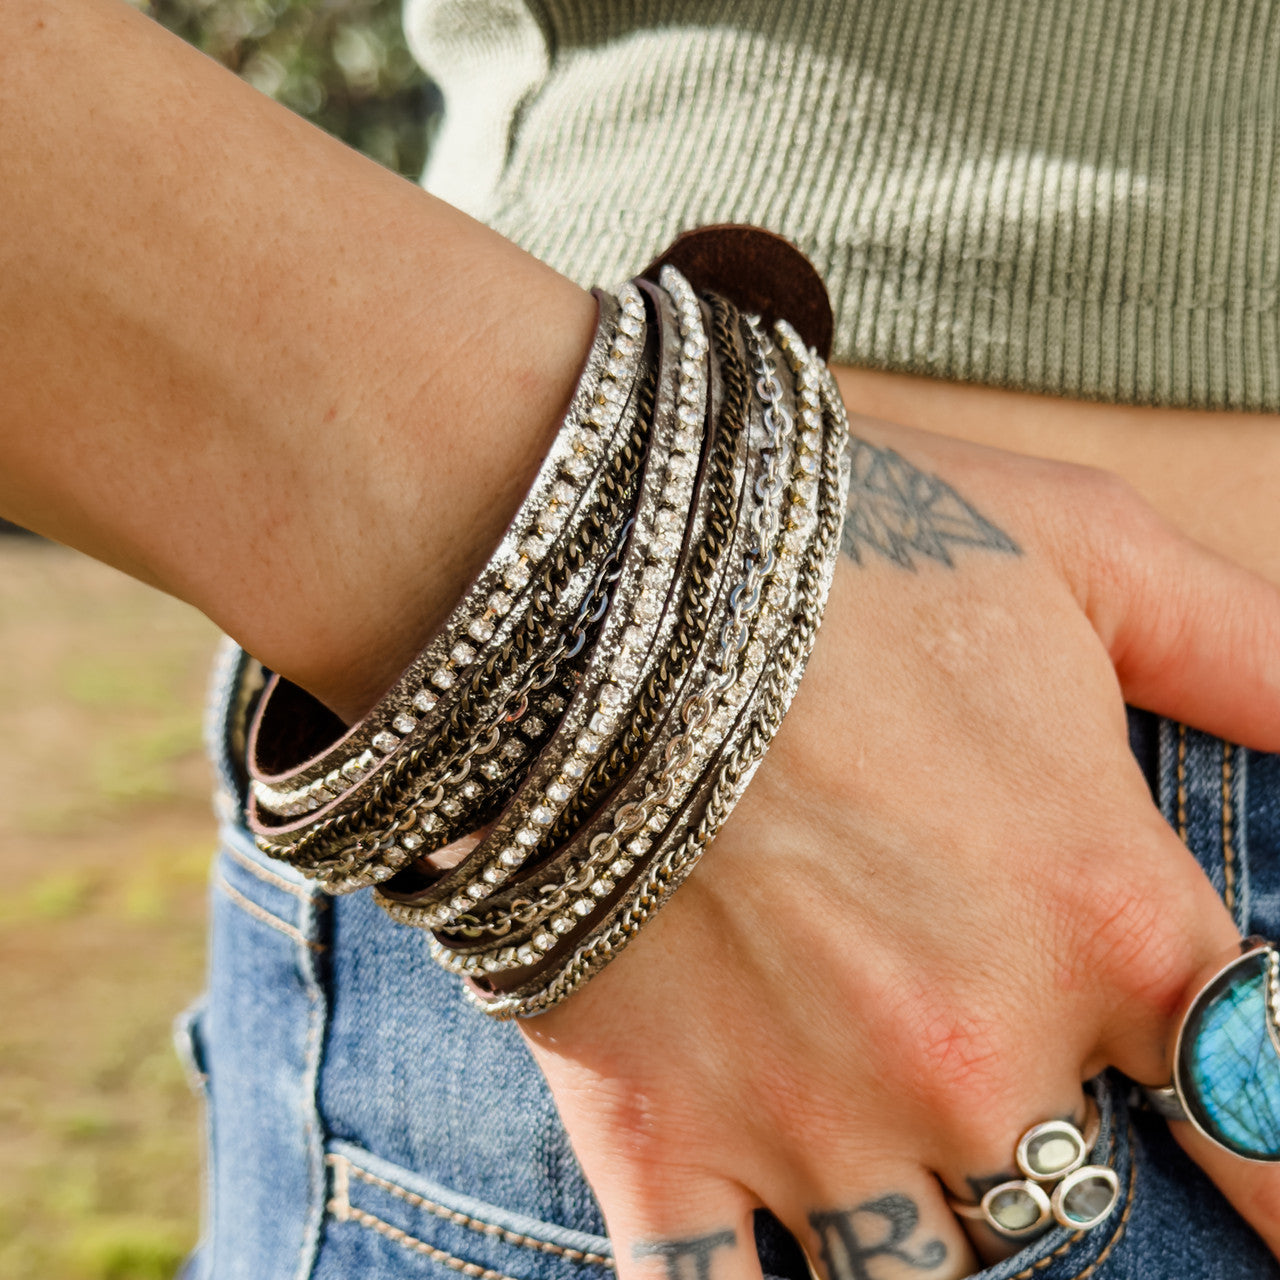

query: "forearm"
left=0, top=0, right=596, bottom=720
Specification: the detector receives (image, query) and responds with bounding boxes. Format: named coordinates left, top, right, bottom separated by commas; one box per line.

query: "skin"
left=0, top=0, right=597, bottom=723
left=831, top=365, right=1280, bottom=590
left=4, top=3, right=1280, bottom=1278
left=526, top=424, right=1280, bottom=1280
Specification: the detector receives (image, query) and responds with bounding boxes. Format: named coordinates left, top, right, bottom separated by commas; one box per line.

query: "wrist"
left=210, top=254, right=599, bottom=724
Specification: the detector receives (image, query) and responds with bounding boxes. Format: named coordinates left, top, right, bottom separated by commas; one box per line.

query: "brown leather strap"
left=641, top=224, right=834, bottom=360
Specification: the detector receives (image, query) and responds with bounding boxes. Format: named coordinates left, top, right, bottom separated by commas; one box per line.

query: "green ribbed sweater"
left=404, top=0, right=1280, bottom=410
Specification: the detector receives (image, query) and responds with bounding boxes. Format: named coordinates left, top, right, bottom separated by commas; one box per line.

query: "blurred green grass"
left=135, top=0, right=437, bottom=179
left=0, top=542, right=221, bottom=1279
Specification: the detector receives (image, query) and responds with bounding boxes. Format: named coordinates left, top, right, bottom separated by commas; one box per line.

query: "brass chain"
left=538, top=295, right=748, bottom=852
left=267, top=359, right=655, bottom=872
left=479, top=334, right=847, bottom=1015
left=441, top=296, right=751, bottom=940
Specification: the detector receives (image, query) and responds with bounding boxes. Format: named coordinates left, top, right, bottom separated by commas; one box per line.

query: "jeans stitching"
left=215, top=875, right=325, bottom=952
left=326, top=1154, right=614, bottom=1267
left=331, top=1203, right=527, bottom=1280
left=294, top=892, right=328, bottom=1280
left=1235, top=747, right=1252, bottom=930
left=1005, top=1122, right=1136, bottom=1280
left=1222, top=744, right=1238, bottom=917
left=1176, top=723, right=1189, bottom=843
left=295, top=992, right=323, bottom=1280
left=223, top=840, right=313, bottom=900
left=1175, top=724, right=1243, bottom=921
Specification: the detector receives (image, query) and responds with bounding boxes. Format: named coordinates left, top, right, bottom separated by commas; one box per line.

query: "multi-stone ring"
left=945, top=1099, right=1120, bottom=1239
left=1144, top=936, right=1280, bottom=1162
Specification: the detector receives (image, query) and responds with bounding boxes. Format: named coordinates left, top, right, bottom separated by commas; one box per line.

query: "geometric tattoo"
left=841, top=438, right=1020, bottom=570
left=810, top=1196, right=947, bottom=1279
left=634, top=1229, right=738, bottom=1280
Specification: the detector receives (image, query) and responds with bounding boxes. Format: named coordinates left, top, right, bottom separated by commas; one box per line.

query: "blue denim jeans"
left=179, top=643, right=1280, bottom=1280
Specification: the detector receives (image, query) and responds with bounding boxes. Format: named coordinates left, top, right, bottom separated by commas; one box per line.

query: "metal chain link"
left=437, top=311, right=802, bottom=958
left=540, top=293, right=749, bottom=850
left=476, top=327, right=848, bottom=1016
left=261, top=365, right=654, bottom=875
left=447, top=297, right=754, bottom=938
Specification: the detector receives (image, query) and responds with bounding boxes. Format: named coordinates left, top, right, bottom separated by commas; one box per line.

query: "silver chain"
left=437, top=315, right=799, bottom=955
left=287, top=521, right=632, bottom=887
left=473, top=327, right=849, bottom=1016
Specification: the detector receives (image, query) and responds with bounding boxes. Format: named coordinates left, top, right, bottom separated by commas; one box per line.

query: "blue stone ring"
left=1146, top=937, right=1280, bottom=1162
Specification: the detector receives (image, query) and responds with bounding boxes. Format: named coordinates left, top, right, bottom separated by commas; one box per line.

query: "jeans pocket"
left=202, top=833, right=329, bottom=1280
left=316, top=1140, right=616, bottom=1280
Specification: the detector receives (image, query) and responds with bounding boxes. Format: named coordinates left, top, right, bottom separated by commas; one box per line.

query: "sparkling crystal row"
left=473, top=308, right=849, bottom=1016
left=248, top=268, right=850, bottom=1017
left=250, top=289, right=645, bottom=878
left=423, top=275, right=714, bottom=954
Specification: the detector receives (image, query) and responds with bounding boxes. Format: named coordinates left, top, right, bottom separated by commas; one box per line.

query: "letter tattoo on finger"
left=810, top=1196, right=947, bottom=1279
left=634, top=1229, right=738, bottom=1280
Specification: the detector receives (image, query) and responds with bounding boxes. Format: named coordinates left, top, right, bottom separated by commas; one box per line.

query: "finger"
left=1083, top=825, right=1241, bottom=1086
left=605, top=1181, right=763, bottom=1280
left=770, top=1164, right=978, bottom=1280
left=1169, top=1123, right=1280, bottom=1258
left=1067, top=482, right=1280, bottom=751
left=934, top=1086, right=1096, bottom=1269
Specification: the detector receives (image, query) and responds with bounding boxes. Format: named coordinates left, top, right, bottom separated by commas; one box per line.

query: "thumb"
left=1071, top=481, right=1280, bottom=752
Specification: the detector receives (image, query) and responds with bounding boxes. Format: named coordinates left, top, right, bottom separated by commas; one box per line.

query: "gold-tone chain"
left=269, top=365, right=654, bottom=871
left=478, top=330, right=848, bottom=1016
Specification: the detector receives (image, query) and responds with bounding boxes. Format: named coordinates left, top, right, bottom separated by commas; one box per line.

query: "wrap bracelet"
left=246, top=230, right=850, bottom=1016
left=249, top=286, right=652, bottom=890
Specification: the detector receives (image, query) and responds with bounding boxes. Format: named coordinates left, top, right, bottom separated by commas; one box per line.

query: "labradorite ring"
left=947, top=1099, right=1120, bottom=1238
left=1147, top=937, right=1280, bottom=1163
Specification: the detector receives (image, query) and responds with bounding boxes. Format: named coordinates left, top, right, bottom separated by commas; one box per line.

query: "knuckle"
left=1048, top=460, right=1137, bottom=525
left=1066, top=464, right=1157, bottom=542
left=585, top=1115, right=719, bottom=1224
left=915, top=1011, right=1008, bottom=1106
left=557, top=1073, right=704, bottom=1178
left=1085, top=466, right=1146, bottom=519
left=1059, top=857, right=1200, bottom=1017
left=1043, top=462, right=1163, bottom=592
left=875, top=980, right=1018, bottom=1136
left=751, top=1055, right=851, bottom=1150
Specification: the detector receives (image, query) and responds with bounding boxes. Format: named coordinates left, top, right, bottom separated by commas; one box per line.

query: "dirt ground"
left=0, top=540, right=220, bottom=1279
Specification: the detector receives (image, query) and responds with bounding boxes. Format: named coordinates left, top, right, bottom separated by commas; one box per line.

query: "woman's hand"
left=519, top=416, right=1280, bottom=1280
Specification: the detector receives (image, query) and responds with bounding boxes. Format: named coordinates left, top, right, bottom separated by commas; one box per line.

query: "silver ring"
left=1051, top=1165, right=1121, bottom=1231
left=1143, top=937, right=1280, bottom=1162
left=1016, top=1117, right=1093, bottom=1182
left=946, top=1099, right=1120, bottom=1239
left=951, top=1180, right=1052, bottom=1239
